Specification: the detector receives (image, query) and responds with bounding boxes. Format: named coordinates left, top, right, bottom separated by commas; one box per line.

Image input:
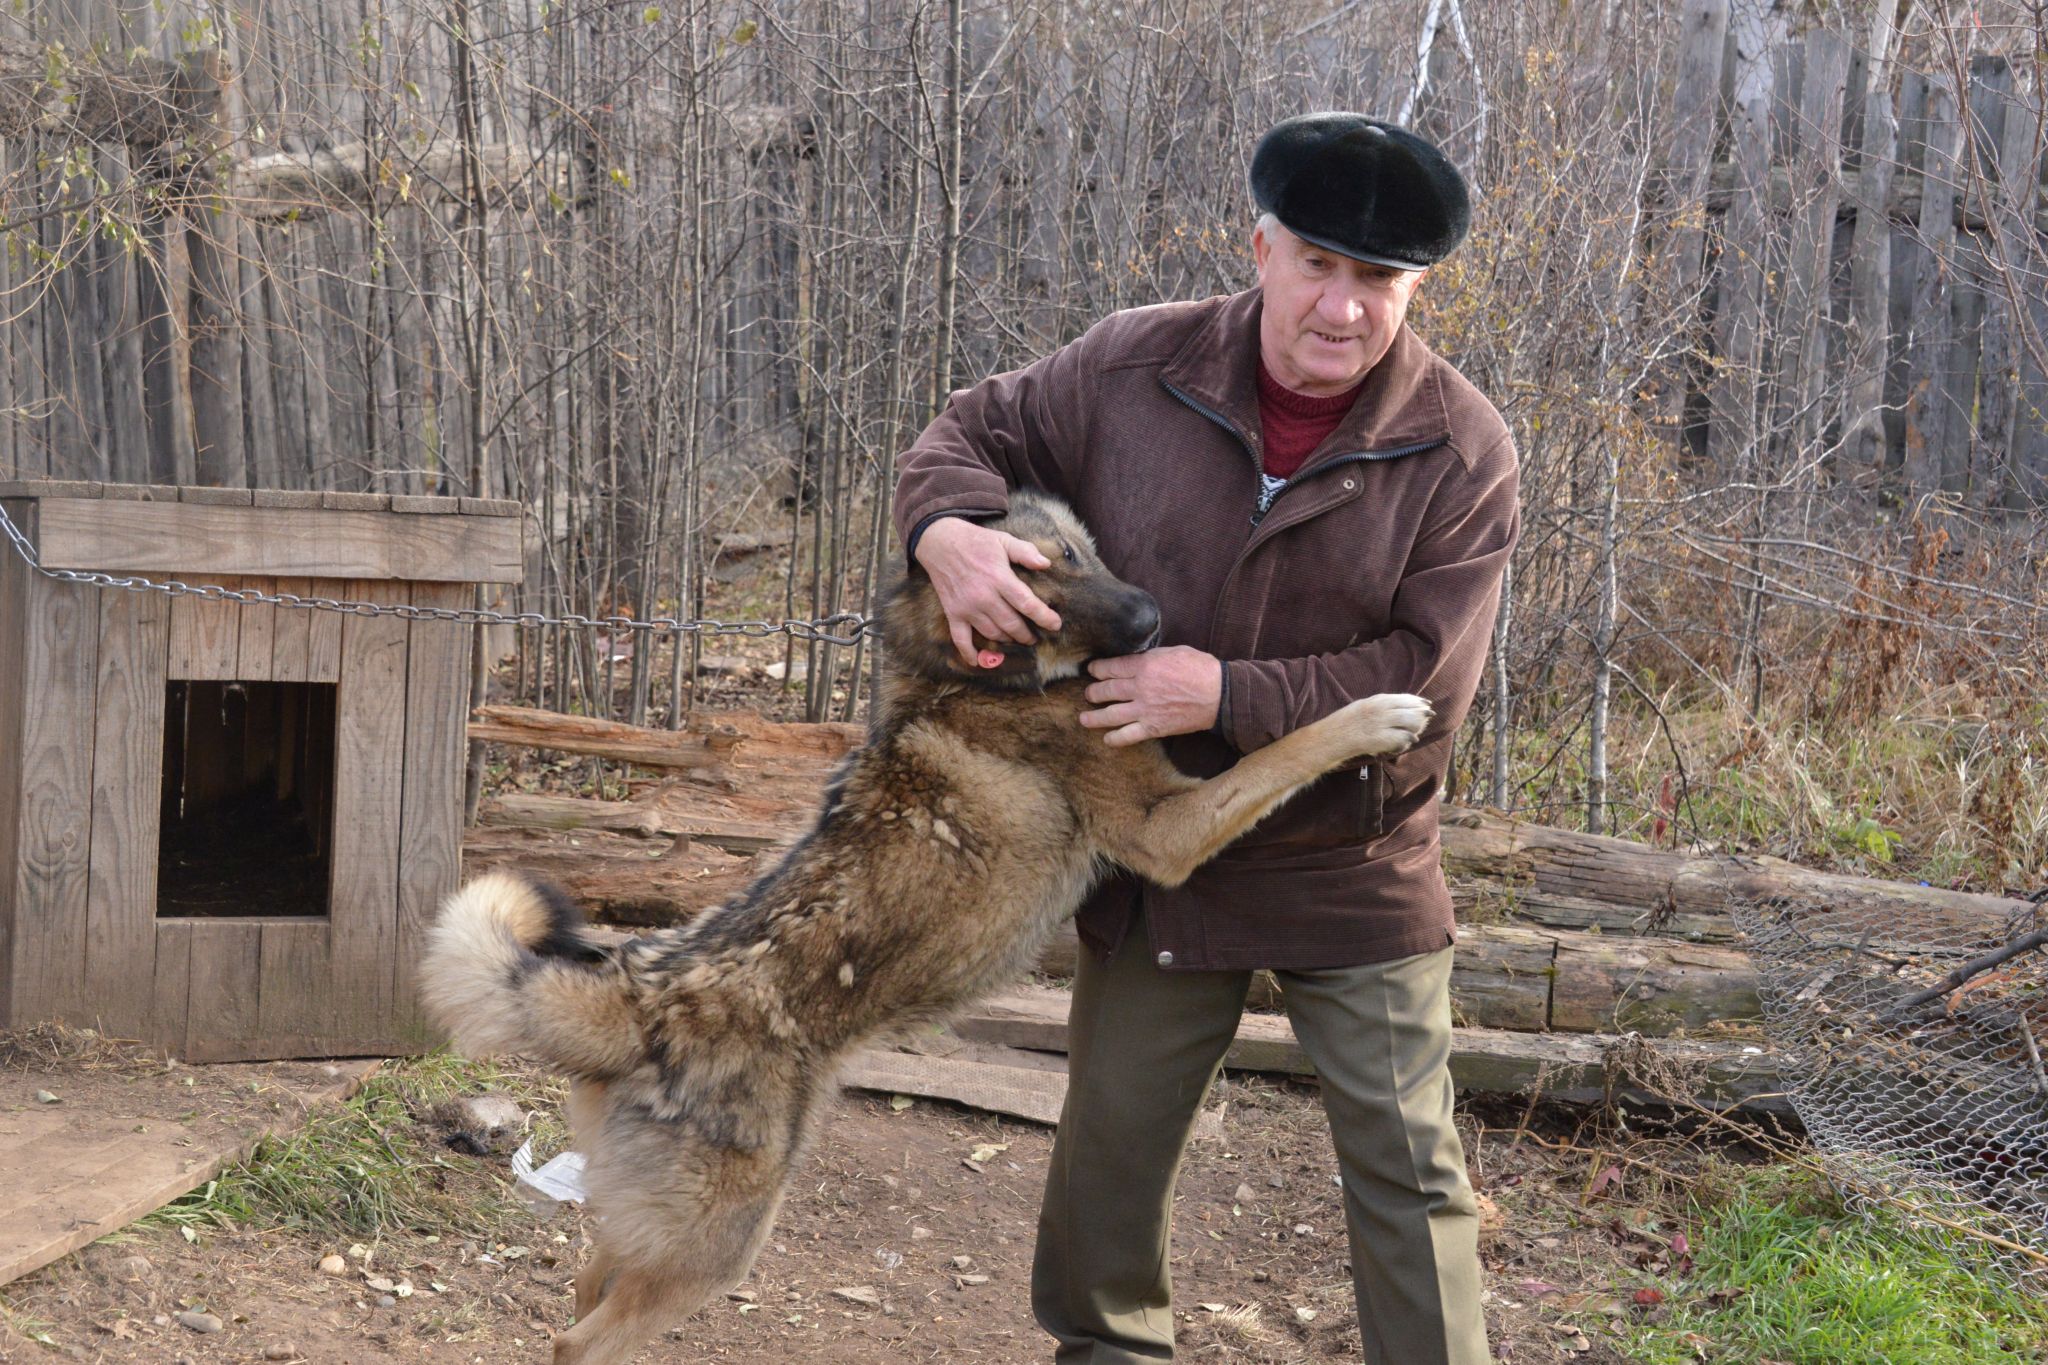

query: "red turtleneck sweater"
left=1255, top=360, right=1363, bottom=480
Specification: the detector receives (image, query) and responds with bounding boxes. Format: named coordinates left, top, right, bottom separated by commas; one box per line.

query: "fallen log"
left=1439, top=806, right=2029, bottom=944
left=952, top=985, right=1785, bottom=1113
left=469, top=703, right=860, bottom=772
left=462, top=826, right=758, bottom=927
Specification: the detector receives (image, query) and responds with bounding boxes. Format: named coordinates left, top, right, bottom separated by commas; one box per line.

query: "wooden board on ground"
left=0, top=1046, right=377, bottom=1287
left=950, top=984, right=1786, bottom=1114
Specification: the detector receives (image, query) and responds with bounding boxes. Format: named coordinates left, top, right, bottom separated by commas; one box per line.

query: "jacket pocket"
left=1358, top=761, right=1386, bottom=841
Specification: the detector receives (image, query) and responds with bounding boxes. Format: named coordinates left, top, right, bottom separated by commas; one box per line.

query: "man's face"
left=1253, top=219, right=1427, bottom=397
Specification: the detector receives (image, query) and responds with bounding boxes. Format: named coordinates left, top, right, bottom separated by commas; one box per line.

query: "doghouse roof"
left=0, top=480, right=522, bottom=584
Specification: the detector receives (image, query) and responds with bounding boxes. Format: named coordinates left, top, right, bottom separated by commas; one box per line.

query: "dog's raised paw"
left=1332, top=693, right=1433, bottom=755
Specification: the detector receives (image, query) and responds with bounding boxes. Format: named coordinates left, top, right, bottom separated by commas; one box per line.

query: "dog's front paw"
left=1330, top=693, right=1434, bottom=757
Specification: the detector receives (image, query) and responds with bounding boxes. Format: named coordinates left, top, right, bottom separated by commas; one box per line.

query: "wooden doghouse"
left=0, top=481, right=522, bottom=1062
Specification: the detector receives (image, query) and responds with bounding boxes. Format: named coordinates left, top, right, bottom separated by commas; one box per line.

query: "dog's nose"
left=1124, top=592, right=1161, bottom=651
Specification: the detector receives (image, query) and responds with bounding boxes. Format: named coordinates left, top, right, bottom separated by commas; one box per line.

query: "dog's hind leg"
left=572, top=1241, right=614, bottom=1323
left=552, top=1196, right=784, bottom=1365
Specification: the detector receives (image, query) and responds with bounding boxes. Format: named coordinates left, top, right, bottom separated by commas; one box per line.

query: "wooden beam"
left=950, top=984, right=1786, bottom=1113
left=27, top=498, right=523, bottom=583
left=0, top=40, right=221, bottom=148
left=225, top=139, right=590, bottom=222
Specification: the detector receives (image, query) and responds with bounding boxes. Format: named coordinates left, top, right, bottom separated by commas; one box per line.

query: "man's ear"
left=1251, top=222, right=1272, bottom=282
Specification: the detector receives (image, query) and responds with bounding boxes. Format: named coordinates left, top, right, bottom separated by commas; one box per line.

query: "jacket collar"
left=1158, top=287, right=1452, bottom=462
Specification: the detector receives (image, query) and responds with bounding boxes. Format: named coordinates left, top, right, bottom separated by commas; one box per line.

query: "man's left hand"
left=1079, top=646, right=1222, bottom=747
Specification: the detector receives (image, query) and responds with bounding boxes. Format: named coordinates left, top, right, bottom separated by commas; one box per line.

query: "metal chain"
left=0, top=500, right=872, bottom=645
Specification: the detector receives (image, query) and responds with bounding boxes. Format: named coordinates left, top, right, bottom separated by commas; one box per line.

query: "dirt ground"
left=0, top=1045, right=1702, bottom=1365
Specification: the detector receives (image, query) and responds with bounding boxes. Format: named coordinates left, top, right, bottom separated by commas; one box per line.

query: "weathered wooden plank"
left=82, top=586, right=170, bottom=1040
left=393, top=581, right=472, bottom=1048
left=269, top=576, right=313, bottom=682
left=183, top=921, right=263, bottom=1056
left=1655, top=0, right=1731, bottom=449
left=0, top=504, right=30, bottom=1022
left=328, top=580, right=409, bottom=1046
left=1841, top=8, right=1903, bottom=486
left=138, top=213, right=194, bottom=484
left=234, top=575, right=278, bottom=681
left=0, top=1057, right=376, bottom=1288
left=305, top=579, right=345, bottom=683
left=953, top=984, right=1785, bottom=1112
left=1707, top=0, right=1784, bottom=470
left=1981, top=76, right=2045, bottom=511
left=1768, top=28, right=1849, bottom=459
left=150, top=919, right=193, bottom=1056
left=30, top=500, right=524, bottom=582
left=186, top=206, right=246, bottom=489
left=7, top=570, right=100, bottom=1026
left=256, top=918, right=336, bottom=1057
left=1902, top=74, right=1962, bottom=500
left=842, top=1048, right=1069, bottom=1127
left=166, top=575, right=242, bottom=680
left=98, top=147, right=150, bottom=486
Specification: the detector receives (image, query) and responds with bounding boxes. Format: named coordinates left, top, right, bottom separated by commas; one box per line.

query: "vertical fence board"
left=167, top=577, right=244, bottom=680
left=328, top=580, right=407, bottom=1047
left=1903, top=75, right=1962, bottom=501
left=8, top=571, right=100, bottom=1025
left=1658, top=0, right=1732, bottom=455
left=83, top=586, right=169, bottom=1040
left=393, top=581, right=472, bottom=1047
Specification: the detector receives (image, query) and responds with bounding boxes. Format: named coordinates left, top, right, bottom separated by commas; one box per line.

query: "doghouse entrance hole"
left=157, top=680, right=338, bottom=919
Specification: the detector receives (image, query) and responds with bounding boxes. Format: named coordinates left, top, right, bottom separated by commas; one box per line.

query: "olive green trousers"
left=1031, top=925, right=1488, bottom=1364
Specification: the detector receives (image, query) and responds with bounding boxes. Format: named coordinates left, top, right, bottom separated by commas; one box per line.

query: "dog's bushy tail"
left=420, top=871, right=645, bottom=1080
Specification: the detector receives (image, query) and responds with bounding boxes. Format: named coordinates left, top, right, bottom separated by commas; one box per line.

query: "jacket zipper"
left=1160, top=380, right=1442, bottom=527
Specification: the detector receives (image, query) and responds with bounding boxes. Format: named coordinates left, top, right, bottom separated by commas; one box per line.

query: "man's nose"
left=1317, top=289, right=1365, bottom=326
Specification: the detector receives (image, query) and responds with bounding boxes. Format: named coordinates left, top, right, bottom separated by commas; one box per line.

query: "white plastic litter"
left=511, top=1138, right=590, bottom=1204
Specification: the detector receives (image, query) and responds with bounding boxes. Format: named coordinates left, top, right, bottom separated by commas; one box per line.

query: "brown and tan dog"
left=421, top=491, right=1431, bottom=1364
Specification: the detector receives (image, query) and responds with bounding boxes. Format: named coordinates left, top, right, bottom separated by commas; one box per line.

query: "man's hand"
left=914, top=516, right=1064, bottom=668
left=1080, top=646, right=1222, bottom=747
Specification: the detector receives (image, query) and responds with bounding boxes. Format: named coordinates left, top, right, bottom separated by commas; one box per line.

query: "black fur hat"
left=1249, top=113, right=1470, bottom=270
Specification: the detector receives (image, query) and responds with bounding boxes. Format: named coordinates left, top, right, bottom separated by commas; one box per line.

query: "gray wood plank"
left=235, top=575, right=278, bottom=681
left=7, top=570, right=100, bottom=1026
left=306, top=578, right=345, bottom=683
left=0, top=503, right=30, bottom=1023
left=1841, top=11, right=1903, bottom=487
left=257, top=918, right=336, bottom=1056
left=183, top=921, right=263, bottom=1058
left=32, top=500, right=524, bottom=583
left=166, top=576, right=243, bottom=681
left=393, top=581, right=472, bottom=1049
left=1708, top=0, right=1782, bottom=471
left=82, top=586, right=169, bottom=1040
left=1656, top=0, right=1731, bottom=450
left=1770, top=29, right=1849, bottom=464
left=328, top=580, right=409, bottom=1045
left=149, top=914, right=193, bottom=1057
left=270, top=576, right=313, bottom=682
left=1903, top=74, right=1962, bottom=500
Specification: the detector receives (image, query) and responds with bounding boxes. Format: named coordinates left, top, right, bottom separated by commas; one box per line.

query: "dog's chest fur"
left=615, top=679, right=1137, bottom=1076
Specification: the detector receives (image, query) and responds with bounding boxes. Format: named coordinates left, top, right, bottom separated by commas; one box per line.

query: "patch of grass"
left=1628, top=1163, right=2048, bottom=1365
left=139, top=1053, right=568, bottom=1242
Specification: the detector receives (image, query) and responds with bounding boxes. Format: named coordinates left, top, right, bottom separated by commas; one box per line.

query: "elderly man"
left=892, top=113, right=1516, bottom=1364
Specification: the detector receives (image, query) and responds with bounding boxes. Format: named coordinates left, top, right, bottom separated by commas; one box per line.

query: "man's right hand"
left=914, top=516, right=1063, bottom=668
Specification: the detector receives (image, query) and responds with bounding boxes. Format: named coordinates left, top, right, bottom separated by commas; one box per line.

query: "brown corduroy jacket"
left=893, top=287, right=1519, bottom=970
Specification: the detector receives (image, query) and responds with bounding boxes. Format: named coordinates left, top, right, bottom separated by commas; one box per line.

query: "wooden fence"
left=0, top=3, right=2042, bottom=649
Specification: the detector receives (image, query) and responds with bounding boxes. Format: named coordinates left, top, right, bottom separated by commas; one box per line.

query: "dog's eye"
left=1060, top=543, right=1078, bottom=565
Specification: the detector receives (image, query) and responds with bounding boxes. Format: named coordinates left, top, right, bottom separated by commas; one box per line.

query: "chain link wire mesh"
left=1735, top=894, right=2048, bottom=1281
